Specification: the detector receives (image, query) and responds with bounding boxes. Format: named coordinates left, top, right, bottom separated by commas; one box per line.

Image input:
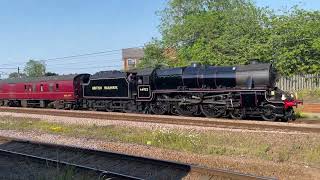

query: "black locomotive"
left=80, top=63, right=300, bottom=121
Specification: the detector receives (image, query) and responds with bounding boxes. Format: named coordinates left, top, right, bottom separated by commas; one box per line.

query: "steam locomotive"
left=0, top=63, right=301, bottom=121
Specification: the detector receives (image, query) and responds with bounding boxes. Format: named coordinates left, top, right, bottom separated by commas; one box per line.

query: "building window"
left=127, top=58, right=136, bottom=68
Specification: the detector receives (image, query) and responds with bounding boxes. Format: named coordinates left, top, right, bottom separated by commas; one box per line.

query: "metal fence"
left=276, top=74, right=320, bottom=91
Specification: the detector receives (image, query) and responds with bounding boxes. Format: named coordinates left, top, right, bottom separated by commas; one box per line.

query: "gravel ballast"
left=0, top=112, right=316, bottom=135
left=0, top=111, right=319, bottom=180
left=0, top=129, right=318, bottom=180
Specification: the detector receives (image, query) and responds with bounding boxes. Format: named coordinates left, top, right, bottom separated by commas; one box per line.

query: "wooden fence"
left=276, top=74, right=320, bottom=91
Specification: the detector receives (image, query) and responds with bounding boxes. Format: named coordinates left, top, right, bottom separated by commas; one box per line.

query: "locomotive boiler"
left=153, top=63, right=277, bottom=90
left=142, top=63, right=299, bottom=121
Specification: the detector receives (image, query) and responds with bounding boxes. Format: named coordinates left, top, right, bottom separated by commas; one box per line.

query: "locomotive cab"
left=73, top=74, right=90, bottom=99
left=136, top=68, right=154, bottom=100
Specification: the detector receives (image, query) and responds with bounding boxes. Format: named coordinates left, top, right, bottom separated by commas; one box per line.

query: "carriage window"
left=29, top=85, right=32, bottom=92
left=56, top=83, right=59, bottom=91
left=49, top=83, right=54, bottom=92
left=32, top=84, right=36, bottom=92
left=24, top=85, right=27, bottom=91
left=40, top=84, right=44, bottom=92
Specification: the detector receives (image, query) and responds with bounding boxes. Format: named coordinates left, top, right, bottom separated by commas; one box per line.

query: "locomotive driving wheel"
left=261, top=104, right=277, bottom=121
left=229, top=108, right=245, bottom=119
left=105, top=101, right=114, bottom=112
left=150, top=95, right=169, bottom=115
left=123, top=101, right=136, bottom=113
left=284, top=107, right=295, bottom=122
left=174, top=95, right=198, bottom=116
left=200, top=104, right=225, bottom=118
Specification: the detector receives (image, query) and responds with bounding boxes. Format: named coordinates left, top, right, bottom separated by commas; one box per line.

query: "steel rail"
left=0, top=148, right=141, bottom=180
left=0, top=137, right=277, bottom=180
left=190, top=166, right=276, bottom=180
left=0, top=107, right=319, bottom=133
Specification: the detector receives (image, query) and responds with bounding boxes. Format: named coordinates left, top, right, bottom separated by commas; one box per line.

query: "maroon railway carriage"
left=0, top=74, right=89, bottom=108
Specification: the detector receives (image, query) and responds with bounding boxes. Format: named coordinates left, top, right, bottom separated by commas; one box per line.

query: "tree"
left=160, top=0, right=271, bottom=67
left=45, top=72, right=59, bottom=76
left=269, top=7, right=320, bottom=75
left=24, top=60, right=46, bottom=77
left=138, top=40, right=170, bottom=68
left=8, top=72, right=26, bottom=78
left=155, top=0, right=320, bottom=75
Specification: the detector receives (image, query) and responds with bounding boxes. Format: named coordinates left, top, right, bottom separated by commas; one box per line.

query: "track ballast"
left=0, top=137, right=275, bottom=180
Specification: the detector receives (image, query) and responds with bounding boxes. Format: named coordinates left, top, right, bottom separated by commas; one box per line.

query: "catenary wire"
left=0, top=45, right=143, bottom=67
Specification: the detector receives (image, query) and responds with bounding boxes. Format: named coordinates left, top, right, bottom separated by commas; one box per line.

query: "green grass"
left=0, top=116, right=319, bottom=166
left=294, top=88, right=320, bottom=120
left=295, top=109, right=320, bottom=120
left=296, top=88, right=320, bottom=103
left=305, top=145, right=320, bottom=164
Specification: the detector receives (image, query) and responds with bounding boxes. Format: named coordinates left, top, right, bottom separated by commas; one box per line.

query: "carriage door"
left=8, top=83, right=15, bottom=99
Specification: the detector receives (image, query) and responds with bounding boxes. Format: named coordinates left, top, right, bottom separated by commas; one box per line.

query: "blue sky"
left=256, top=0, right=320, bottom=11
left=0, top=0, right=319, bottom=77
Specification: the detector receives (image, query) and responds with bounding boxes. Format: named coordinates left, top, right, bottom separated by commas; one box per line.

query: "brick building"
left=122, top=48, right=144, bottom=71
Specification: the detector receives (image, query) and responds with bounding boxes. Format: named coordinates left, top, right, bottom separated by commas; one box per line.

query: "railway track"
left=0, top=137, right=275, bottom=180
left=0, top=107, right=319, bottom=133
left=0, top=149, right=134, bottom=180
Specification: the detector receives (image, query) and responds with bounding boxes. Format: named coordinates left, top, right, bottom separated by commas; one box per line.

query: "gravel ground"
left=0, top=112, right=316, bottom=135
left=0, top=130, right=318, bottom=180
left=1, top=107, right=319, bottom=128
left=0, top=111, right=319, bottom=179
